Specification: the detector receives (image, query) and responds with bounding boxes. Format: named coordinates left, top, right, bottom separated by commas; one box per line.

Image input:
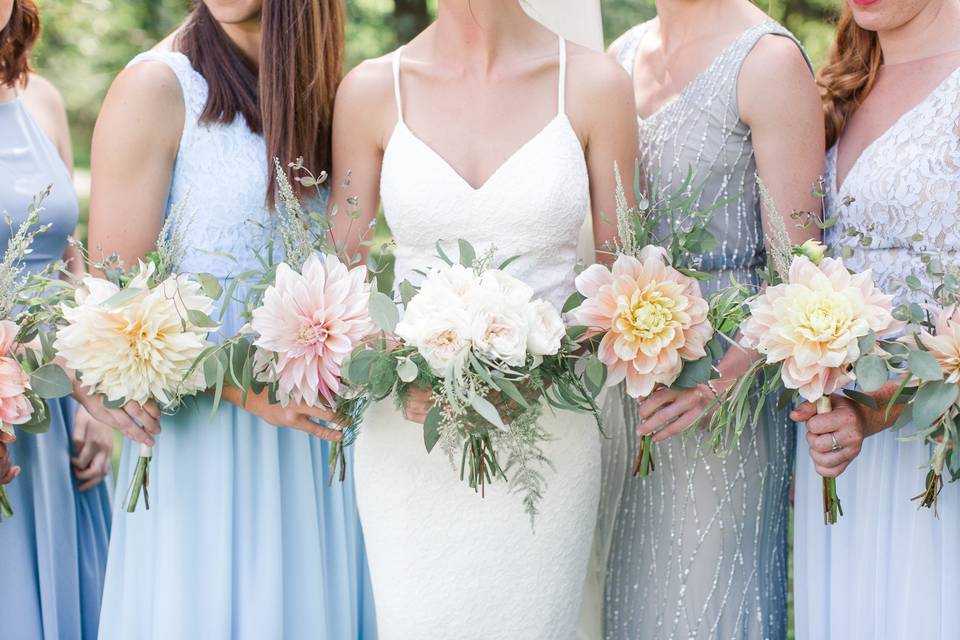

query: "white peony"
left=471, top=305, right=530, bottom=366
left=525, top=299, right=564, bottom=356
left=54, top=273, right=216, bottom=405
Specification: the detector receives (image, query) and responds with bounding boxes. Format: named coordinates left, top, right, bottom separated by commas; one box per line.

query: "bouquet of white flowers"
left=347, top=240, right=603, bottom=521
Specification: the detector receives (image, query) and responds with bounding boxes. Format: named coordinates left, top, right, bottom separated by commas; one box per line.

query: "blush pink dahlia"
left=0, top=319, right=33, bottom=437
left=917, top=305, right=960, bottom=386
left=251, top=253, right=373, bottom=408
left=573, top=247, right=713, bottom=398
left=741, top=255, right=899, bottom=402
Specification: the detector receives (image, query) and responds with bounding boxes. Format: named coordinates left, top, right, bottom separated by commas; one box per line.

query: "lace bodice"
left=379, top=36, right=589, bottom=311
left=126, top=51, right=282, bottom=278
left=826, top=65, right=960, bottom=305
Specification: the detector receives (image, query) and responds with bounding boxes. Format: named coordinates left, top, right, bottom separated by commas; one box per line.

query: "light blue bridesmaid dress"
left=0, top=90, right=112, bottom=639
left=97, top=51, right=376, bottom=639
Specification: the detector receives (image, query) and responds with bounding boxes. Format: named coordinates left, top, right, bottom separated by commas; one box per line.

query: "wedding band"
left=830, top=433, right=842, bottom=452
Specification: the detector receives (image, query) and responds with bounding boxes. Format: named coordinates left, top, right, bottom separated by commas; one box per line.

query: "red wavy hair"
left=817, top=6, right=884, bottom=148
left=0, top=0, right=40, bottom=88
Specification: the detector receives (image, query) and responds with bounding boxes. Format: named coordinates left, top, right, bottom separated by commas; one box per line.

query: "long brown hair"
left=176, top=1, right=345, bottom=206
left=817, top=6, right=884, bottom=148
left=0, top=0, right=40, bottom=88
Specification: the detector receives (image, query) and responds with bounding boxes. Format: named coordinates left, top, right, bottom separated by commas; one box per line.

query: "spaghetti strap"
left=392, top=47, right=405, bottom=124
left=557, top=36, right=567, bottom=116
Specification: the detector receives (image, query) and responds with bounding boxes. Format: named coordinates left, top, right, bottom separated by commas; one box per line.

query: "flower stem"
left=327, top=441, right=347, bottom=486
left=633, top=433, right=655, bottom=478
left=0, top=486, right=12, bottom=521
left=912, top=469, right=943, bottom=516
left=125, top=444, right=153, bottom=513
left=817, top=396, right=843, bottom=525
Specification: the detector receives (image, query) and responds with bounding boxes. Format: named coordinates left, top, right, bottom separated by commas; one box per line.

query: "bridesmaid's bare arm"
left=328, top=56, right=396, bottom=264
left=739, top=35, right=824, bottom=247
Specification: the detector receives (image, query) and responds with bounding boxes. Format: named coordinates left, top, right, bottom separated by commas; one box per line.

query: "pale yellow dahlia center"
left=794, top=295, right=852, bottom=343
left=615, top=288, right=680, bottom=343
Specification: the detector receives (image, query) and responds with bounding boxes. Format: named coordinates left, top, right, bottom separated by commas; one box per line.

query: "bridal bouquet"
left=346, top=240, right=602, bottom=520
left=0, top=188, right=79, bottom=520
left=195, top=159, right=376, bottom=483
left=51, top=206, right=220, bottom=512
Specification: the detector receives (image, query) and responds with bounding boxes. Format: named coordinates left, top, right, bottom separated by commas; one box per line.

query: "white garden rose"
left=525, top=299, right=564, bottom=356
left=471, top=305, right=530, bottom=367
left=477, top=269, right=534, bottom=308
left=416, top=309, right=473, bottom=374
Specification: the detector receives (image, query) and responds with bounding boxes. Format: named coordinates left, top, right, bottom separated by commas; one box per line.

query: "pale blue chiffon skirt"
left=794, top=422, right=960, bottom=639
left=0, top=397, right=112, bottom=640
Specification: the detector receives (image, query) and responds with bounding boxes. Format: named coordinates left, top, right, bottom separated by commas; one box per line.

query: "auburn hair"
left=817, top=6, right=884, bottom=148
left=175, top=1, right=345, bottom=206
left=0, top=0, right=40, bottom=88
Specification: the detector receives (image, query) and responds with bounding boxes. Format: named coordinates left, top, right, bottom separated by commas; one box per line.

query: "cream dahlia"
left=917, top=305, right=960, bottom=385
left=741, top=255, right=899, bottom=402
left=251, top=253, right=373, bottom=408
left=54, top=267, right=215, bottom=405
left=0, top=319, right=32, bottom=436
left=573, top=246, right=713, bottom=398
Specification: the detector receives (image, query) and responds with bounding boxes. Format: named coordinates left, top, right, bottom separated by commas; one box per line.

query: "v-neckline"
left=834, top=63, right=960, bottom=194
left=392, top=114, right=569, bottom=192
left=633, top=20, right=773, bottom=123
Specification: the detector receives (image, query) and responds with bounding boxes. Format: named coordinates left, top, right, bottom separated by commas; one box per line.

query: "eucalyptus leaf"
left=347, top=349, right=378, bottom=385
left=909, top=350, right=944, bottom=382
left=843, top=388, right=879, bottom=411
left=196, top=272, right=223, bottom=300
left=369, top=292, right=400, bottom=333
left=399, top=280, right=418, bottom=306
left=457, top=239, right=476, bottom=268
left=29, top=364, right=73, bottom=399
left=562, top=291, right=585, bottom=314
left=186, top=308, right=219, bottom=329
left=470, top=394, right=506, bottom=430
left=912, top=380, right=958, bottom=430
left=857, top=330, right=877, bottom=357
left=397, top=357, right=419, bottom=383
left=423, top=406, right=441, bottom=453
left=493, top=377, right=530, bottom=409
left=585, top=355, right=604, bottom=389
left=854, top=355, right=888, bottom=392
left=672, top=356, right=712, bottom=389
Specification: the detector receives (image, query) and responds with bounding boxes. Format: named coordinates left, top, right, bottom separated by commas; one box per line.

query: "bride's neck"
left=877, top=0, right=960, bottom=65
left=433, top=0, right=542, bottom=73
left=654, top=0, right=746, bottom=52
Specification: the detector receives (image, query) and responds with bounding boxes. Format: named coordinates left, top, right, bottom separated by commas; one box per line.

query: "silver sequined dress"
left=600, top=20, right=809, bottom=640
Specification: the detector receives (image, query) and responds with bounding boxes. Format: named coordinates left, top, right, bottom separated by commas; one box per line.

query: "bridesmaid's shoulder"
left=333, top=54, right=397, bottom=137
left=739, top=28, right=812, bottom=95
left=19, top=73, right=66, bottom=119
left=606, top=19, right=655, bottom=59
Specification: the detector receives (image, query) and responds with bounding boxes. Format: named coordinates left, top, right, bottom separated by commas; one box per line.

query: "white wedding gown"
left=354, top=37, right=602, bottom=640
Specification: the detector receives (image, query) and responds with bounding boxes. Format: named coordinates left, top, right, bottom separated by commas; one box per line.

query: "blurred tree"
left=393, top=0, right=431, bottom=45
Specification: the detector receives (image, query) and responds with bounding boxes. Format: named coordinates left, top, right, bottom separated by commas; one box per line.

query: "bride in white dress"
left=328, top=1, right=636, bottom=637
left=792, top=1, right=960, bottom=638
